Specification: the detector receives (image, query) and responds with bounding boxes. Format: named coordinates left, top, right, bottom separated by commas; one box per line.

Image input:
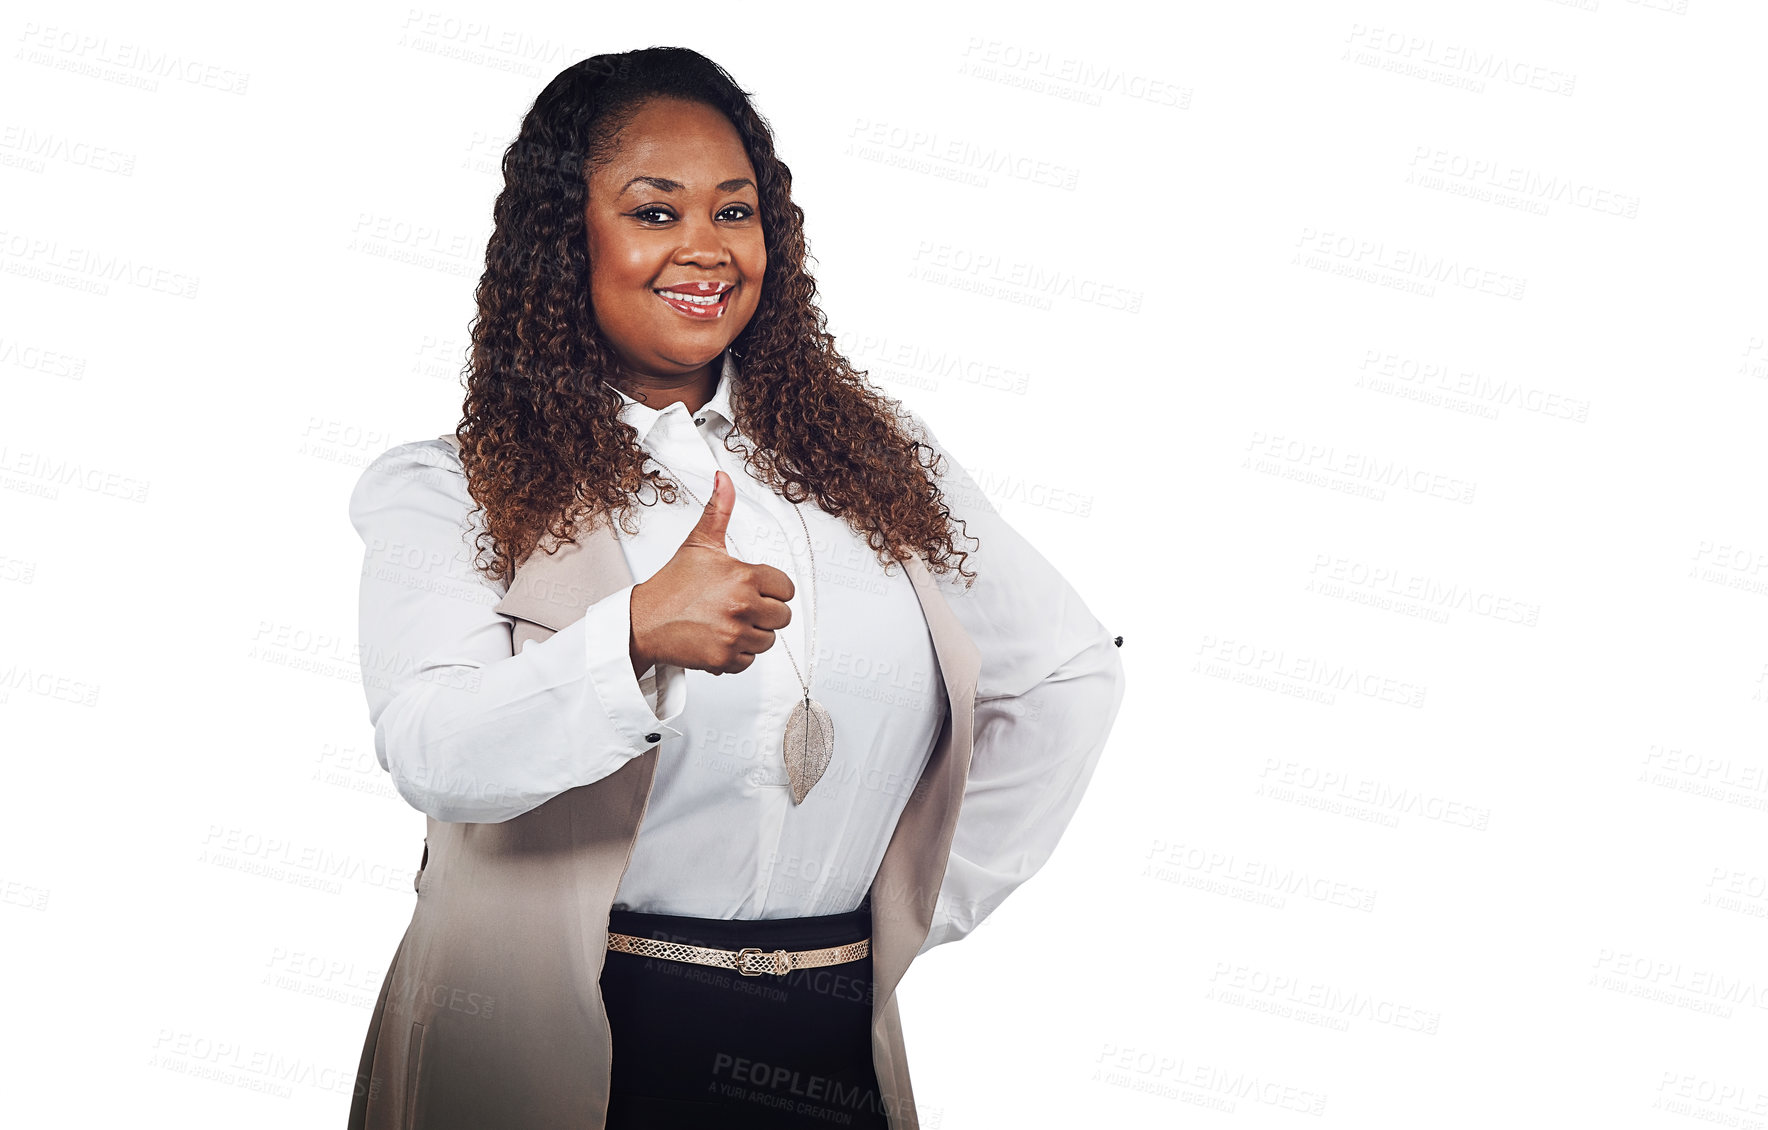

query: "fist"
left=628, top=470, right=794, bottom=676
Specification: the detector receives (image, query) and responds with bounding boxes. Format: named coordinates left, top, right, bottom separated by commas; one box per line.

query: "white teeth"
left=658, top=290, right=724, bottom=306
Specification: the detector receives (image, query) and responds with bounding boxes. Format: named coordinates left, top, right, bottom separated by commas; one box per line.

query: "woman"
left=345, top=47, right=1125, bottom=1130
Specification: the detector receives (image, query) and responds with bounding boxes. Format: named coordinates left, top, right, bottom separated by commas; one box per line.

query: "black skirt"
left=599, top=898, right=891, bottom=1129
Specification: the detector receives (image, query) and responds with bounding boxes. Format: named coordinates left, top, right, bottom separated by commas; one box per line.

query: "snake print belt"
left=605, top=931, right=871, bottom=977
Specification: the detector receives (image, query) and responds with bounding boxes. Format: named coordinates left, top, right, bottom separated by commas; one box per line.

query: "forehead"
left=591, top=98, right=755, bottom=188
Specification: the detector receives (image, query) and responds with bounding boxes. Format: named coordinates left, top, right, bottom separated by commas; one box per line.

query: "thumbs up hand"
left=629, top=470, right=795, bottom=677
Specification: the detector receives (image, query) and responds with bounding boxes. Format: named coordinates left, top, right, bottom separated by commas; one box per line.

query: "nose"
left=672, top=213, right=729, bottom=268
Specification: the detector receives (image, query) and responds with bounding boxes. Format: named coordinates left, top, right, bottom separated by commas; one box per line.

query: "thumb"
left=683, top=469, right=734, bottom=551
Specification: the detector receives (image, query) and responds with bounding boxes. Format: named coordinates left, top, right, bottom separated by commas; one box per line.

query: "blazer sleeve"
left=348, top=438, right=690, bottom=823
left=896, top=412, right=1127, bottom=956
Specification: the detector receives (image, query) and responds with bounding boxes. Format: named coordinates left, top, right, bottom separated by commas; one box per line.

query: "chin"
left=652, top=340, right=733, bottom=370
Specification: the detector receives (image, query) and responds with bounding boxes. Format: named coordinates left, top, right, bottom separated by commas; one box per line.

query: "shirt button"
left=694, top=417, right=705, bottom=425
left=645, top=732, right=662, bottom=744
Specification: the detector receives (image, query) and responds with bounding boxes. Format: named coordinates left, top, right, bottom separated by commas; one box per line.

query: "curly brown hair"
left=452, top=47, right=977, bottom=590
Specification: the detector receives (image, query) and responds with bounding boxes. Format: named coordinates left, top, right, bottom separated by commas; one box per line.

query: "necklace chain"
left=643, top=441, right=816, bottom=698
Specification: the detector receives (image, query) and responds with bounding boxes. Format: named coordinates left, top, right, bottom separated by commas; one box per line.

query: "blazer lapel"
left=492, top=513, right=633, bottom=647
left=868, top=556, right=981, bottom=1009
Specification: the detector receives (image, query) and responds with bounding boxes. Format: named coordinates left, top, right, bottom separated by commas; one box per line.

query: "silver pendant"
left=782, top=697, right=835, bottom=804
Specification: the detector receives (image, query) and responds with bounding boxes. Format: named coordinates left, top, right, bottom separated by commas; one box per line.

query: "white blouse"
left=348, top=354, right=1125, bottom=954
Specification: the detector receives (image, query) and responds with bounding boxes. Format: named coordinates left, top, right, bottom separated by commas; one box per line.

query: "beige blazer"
left=348, top=434, right=981, bottom=1130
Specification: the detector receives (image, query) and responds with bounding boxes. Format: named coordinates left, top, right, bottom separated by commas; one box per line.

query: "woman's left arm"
left=899, top=410, right=1129, bottom=956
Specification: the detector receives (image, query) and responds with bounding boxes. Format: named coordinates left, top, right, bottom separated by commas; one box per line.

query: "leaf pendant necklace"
left=645, top=448, right=833, bottom=804
left=770, top=497, right=831, bottom=804
left=781, top=690, right=835, bottom=804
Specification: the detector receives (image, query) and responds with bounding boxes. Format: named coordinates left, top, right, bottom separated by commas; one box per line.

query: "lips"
left=653, top=280, right=733, bottom=320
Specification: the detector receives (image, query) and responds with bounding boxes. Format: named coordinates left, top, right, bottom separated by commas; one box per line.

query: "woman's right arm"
left=348, top=439, right=689, bottom=823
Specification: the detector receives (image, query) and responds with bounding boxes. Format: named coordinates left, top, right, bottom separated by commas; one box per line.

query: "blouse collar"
left=602, top=350, right=738, bottom=444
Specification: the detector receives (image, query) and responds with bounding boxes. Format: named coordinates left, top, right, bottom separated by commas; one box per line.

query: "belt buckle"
left=734, top=946, right=789, bottom=976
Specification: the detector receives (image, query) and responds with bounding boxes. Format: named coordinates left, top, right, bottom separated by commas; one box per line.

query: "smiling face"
left=583, top=97, right=766, bottom=385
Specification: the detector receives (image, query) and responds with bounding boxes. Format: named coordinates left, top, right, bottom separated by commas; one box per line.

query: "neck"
left=617, top=359, right=718, bottom=416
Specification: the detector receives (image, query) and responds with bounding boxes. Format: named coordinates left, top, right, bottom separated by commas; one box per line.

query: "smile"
left=654, top=283, right=733, bottom=320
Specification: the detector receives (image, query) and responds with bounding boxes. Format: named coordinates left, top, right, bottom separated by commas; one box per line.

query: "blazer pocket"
left=403, top=1021, right=430, bottom=1130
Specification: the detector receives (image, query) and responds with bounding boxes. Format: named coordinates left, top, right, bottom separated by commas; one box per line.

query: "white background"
left=5, top=1, right=1768, bottom=1127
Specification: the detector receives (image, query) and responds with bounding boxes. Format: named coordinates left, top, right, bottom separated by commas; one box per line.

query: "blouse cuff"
left=583, top=582, right=688, bottom=752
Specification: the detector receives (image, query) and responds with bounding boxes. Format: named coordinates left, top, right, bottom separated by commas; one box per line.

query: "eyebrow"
left=617, top=176, right=756, bottom=196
